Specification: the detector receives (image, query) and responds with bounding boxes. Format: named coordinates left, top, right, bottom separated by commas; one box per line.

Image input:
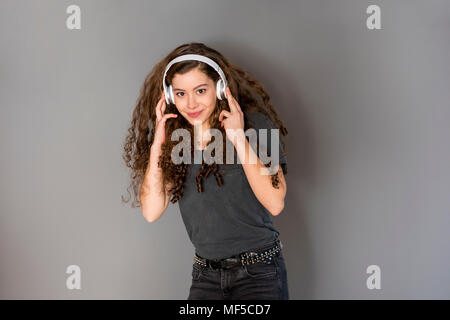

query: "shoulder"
left=245, top=111, right=276, bottom=130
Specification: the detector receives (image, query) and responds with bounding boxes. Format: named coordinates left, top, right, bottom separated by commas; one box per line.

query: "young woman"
left=123, top=42, right=290, bottom=300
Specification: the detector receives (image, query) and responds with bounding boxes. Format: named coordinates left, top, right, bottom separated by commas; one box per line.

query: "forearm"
left=232, top=131, right=286, bottom=216
left=140, top=144, right=168, bottom=221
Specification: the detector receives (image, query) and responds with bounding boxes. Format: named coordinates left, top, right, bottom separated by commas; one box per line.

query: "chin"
left=186, top=116, right=204, bottom=125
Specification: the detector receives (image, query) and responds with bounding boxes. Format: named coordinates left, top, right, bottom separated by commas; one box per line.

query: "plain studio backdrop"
left=1, top=0, right=449, bottom=299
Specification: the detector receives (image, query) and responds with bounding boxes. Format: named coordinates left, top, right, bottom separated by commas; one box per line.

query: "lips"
left=187, top=110, right=203, bottom=118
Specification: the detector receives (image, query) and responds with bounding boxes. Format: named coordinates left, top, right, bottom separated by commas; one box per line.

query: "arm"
left=232, top=131, right=287, bottom=216
left=140, top=143, right=173, bottom=223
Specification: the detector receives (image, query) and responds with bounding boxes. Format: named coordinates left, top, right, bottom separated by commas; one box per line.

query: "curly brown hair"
left=122, top=42, right=288, bottom=208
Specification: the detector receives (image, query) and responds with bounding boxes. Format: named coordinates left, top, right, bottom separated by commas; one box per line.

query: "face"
left=171, top=67, right=217, bottom=129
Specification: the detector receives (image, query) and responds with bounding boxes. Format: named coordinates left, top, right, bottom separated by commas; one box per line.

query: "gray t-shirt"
left=178, top=111, right=287, bottom=260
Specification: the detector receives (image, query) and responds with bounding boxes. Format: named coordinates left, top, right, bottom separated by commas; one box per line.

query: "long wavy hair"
left=122, top=42, right=288, bottom=208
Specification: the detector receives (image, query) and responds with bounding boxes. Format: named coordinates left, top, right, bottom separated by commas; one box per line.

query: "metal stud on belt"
left=193, top=242, right=282, bottom=268
left=193, top=255, right=207, bottom=267
left=240, top=245, right=281, bottom=265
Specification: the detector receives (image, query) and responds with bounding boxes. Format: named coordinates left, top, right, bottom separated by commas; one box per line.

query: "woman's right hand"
left=152, top=91, right=178, bottom=147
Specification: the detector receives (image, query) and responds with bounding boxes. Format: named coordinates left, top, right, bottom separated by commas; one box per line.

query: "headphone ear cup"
left=216, top=80, right=222, bottom=100
left=164, top=86, right=171, bottom=105
left=216, top=79, right=226, bottom=100
left=168, top=84, right=175, bottom=104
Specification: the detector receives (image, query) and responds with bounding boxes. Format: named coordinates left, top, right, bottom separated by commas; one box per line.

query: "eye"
left=197, top=88, right=206, bottom=94
left=175, top=92, right=184, bottom=97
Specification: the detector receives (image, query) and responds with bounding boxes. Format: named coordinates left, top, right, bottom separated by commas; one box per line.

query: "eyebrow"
left=173, top=83, right=208, bottom=91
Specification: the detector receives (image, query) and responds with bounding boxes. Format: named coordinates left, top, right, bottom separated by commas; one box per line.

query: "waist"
left=194, top=239, right=283, bottom=270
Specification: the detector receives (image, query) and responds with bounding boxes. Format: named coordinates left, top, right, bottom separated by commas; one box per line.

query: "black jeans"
left=187, top=240, right=289, bottom=300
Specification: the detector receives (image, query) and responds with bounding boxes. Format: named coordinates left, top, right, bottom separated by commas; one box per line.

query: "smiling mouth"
left=187, top=110, right=203, bottom=118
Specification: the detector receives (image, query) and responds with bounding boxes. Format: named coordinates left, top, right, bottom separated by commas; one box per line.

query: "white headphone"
left=162, top=54, right=228, bottom=105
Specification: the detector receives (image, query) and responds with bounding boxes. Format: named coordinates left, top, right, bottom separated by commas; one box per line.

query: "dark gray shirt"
left=178, top=111, right=287, bottom=260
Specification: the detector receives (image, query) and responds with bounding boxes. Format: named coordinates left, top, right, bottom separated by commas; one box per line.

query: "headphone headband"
left=162, top=54, right=228, bottom=104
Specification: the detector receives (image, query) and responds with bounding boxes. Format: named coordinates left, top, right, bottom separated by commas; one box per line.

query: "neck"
left=193, top=120, right=212, bottom=150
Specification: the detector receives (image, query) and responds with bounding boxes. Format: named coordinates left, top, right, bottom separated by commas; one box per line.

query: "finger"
left=163, top=113, right=178, bottom=120
left=162, top=90, right=167, bottom=106
left=161, top=96, right=167, bottom=114
left=218, top=110, right=224, bottom=121
left=226, top=87, right=238, bottom=113
left=161, top=113, right=178, bottom=125
left=219, top=110, right=231, bottom=122
left=156, top=95, right=164, bottom=120
left=227, top=87, right=243, bottom=113
left=158, top=92, right=168, bottom=120
left=156, top=104, right=162, bottom=121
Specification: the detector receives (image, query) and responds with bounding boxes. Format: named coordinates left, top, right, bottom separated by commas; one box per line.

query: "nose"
left=186, top=93, right=199, bottom=110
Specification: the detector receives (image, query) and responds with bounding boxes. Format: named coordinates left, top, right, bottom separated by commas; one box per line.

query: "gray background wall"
left=1, top=0, right=449, bottom=299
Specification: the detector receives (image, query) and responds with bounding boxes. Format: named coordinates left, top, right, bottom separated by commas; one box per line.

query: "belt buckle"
left=209, top=260, right=221, bottom=270
left=221, top=258, right=239, bottom=270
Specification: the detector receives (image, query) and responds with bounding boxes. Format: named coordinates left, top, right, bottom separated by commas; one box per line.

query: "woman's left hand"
left=219, top=87, right=245, bottom=143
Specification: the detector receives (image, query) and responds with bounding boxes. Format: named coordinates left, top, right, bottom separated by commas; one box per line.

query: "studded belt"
left=194, top=240, right=283, bottom=270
